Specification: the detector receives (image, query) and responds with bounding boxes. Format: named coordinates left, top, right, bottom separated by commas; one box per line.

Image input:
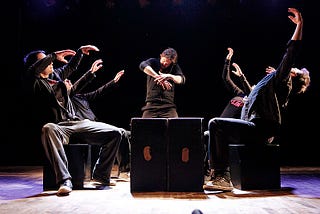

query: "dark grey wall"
left=3, top=0, right=319, bottom=166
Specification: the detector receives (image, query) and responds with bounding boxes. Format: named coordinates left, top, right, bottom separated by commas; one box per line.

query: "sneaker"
left=91, top=177, right=117, bottom=186
left=117, top=172, right=130, bottom=182
left=203, top=176, right=233, bottom=191
left=57, top=179, right=73, bottom=196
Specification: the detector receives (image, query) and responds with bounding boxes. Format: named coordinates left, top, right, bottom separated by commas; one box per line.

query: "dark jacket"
left=29, top=50, right=84, bottom=129
left=241, top=40, right=301, bottom=132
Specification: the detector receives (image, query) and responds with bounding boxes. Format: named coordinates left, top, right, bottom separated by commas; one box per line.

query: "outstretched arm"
left=71, top=59, right=103, bottom=95
left=232, top=63, right=252, bottom=95
left=275, top=8, right=303, bottom=81
left=54, top=45, right=99, bottom=80
left=288, top=8, right=303, bottom=41
left=222, top=48, right=248, bottom=96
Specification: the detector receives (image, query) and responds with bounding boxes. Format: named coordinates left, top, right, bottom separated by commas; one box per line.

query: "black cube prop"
left=130, top=117, right=204, bottom=192
left=167, top=118, right=204, bottom=192
left=130, top=118, right=168, bottom=192
left=229, top=144, right=281, bottom=190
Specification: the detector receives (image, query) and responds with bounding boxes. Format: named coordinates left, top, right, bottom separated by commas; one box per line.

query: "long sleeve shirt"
left=220, top=58, right=252, bottom=118
left=69, top=70, right=117, bottom=121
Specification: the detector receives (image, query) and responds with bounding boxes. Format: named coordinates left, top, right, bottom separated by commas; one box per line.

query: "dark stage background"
left=2, top=0, right=319, bottom=166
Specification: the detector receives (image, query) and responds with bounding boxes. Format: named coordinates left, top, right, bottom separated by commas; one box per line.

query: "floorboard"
left=0, top=166, right=319, bottom=214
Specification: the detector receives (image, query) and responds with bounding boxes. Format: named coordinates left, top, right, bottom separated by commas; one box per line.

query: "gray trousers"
left=41, top=119, right=122, bottom=184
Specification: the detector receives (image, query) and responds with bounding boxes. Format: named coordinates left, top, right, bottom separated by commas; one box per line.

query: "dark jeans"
left=208, top=117, right=273, bottom=171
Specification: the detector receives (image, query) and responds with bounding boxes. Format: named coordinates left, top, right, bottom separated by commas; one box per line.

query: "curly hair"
left=292, top=67, right=311, bottom=94
left=161, top=47, right=178, bottom=64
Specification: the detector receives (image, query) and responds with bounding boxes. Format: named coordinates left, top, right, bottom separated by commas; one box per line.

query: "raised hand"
left=265, top=66, right=276, bottom=74
left=54, top=49, right=76, bottom=64
left=226, top=47, right=234, bottom=60
left=154, top=73, right=172, bottom=90
left=288, top=8, right=303, bottom=41
left=114, top=70, right=125, bottom=83
left=89, top=59, right=103, bottom=74
left=288, top=8, right=302, bottom=25
left=79, top=45, right=100, bottom=55
left=231, top=63, right=243, bottom=77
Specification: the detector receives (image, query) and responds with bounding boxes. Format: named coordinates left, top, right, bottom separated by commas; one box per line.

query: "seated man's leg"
left=204, top=117, right=255, bottom=191
left=73, top=120, right=122, bottom=185
left=41, top=122, right=73, bottom=195
left=117, top=129, right=131, bottom=173
left=203, top=130, right=212, bottom=180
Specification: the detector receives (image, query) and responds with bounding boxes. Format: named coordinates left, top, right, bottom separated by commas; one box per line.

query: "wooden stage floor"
left=0, top=166, right=319, bottom=213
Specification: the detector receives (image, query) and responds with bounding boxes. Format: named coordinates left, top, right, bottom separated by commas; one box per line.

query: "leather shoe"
left=57, top=179, right=73, bottom=196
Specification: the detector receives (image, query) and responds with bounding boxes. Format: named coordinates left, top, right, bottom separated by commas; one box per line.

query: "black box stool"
left=229, top=144, right=281, bottom=190
left=130, top=117, right=204, bottom=192
left=130, top=118, right=168, bottom=192
left=167, top=118, right=204, bottom=192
